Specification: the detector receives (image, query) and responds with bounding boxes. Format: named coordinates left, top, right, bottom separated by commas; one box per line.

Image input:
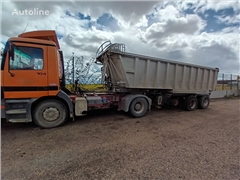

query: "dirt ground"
left=1, top=98, right=240, bottom=180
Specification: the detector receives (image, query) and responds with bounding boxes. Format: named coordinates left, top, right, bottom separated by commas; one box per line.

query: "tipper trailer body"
left=1, top=30, right=219, bottom=128
left=96, top=41, right=218, bottom=94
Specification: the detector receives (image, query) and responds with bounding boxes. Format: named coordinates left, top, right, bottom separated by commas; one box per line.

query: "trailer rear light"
left=1, top=105, right=5, bottom=109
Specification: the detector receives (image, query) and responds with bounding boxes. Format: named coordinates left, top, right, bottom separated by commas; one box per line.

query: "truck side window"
left=9, top=46, right=43, bottom=70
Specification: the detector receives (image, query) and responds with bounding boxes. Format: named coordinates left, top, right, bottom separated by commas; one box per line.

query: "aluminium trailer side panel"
left=101, top=51, right=219, bottom=94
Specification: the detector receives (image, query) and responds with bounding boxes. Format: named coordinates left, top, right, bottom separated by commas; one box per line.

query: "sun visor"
left=18, top=30, right=60, bottom=49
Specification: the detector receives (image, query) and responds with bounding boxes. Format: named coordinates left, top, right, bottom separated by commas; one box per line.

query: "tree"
left=64, top=53, right=102, bottom=92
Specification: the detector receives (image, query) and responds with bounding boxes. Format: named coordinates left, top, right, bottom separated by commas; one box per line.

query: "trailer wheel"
left=129, top=97, right=148, bottom=118
left=33, top=99, right=68, bottom=129
left=198, top=95, right=210, bottom=109
left=184, top=95, right=198, bottom=111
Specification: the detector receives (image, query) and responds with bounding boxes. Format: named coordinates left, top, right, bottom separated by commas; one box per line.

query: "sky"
left=0, top=0, right=239, bottom=83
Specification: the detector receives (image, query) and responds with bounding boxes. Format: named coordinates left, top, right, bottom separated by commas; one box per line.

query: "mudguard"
left=121, top=94, right=152, bottom=112
left=57, top=90, right=74, bottom=118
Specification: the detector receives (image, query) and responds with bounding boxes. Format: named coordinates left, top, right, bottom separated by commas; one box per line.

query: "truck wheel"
left=33, top=99, right=68, bottom=129
left=198, top=95, right=210, bottom=109
left=184, top=95, right=198, bottom=111
left=129, top=97, right=148, bottom=118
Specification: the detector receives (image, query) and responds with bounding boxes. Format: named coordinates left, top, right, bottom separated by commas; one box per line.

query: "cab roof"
left=17, top=30, right=60, bottom=49
left=8, top=37, right=58, bottom=48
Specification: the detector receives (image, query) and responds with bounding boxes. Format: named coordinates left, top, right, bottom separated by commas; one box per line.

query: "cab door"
left=3, top=42, right=48, bottom=99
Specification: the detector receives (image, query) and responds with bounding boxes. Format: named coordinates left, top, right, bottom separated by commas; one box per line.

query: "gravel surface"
left=1, top=98, right=240, bottom=180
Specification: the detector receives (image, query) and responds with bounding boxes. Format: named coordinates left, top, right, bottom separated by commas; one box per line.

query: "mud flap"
left=1, top=99, right=6, bottom=118
left=57, top=90, right=74, bottom=120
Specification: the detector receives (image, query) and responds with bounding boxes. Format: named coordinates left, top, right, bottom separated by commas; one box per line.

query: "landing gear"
left=33, top=99, right=68, bottom=128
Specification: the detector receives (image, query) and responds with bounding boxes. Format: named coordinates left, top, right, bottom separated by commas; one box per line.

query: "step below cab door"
left=3, top=42, right=48, bottom=99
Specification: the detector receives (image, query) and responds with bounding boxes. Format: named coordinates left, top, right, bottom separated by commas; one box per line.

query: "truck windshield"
left=1, top=42, right=8, bottom=70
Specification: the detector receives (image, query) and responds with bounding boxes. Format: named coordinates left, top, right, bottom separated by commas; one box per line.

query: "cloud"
left=63, top=1, right=157, bottom=23
left=135, top=15, right=148, bottom=28
left=144, top=14, right=205, bottom=40
left=215, top=14, right=240, bottom=25
left=194, top=0, right=240, bottom=13
left=137, top=5, right=206, bottom=50
left=170, top=0, right=240, bottom=13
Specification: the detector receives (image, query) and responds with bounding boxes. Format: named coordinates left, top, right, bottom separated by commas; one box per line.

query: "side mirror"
left=9, top=43, right=15, bottom=61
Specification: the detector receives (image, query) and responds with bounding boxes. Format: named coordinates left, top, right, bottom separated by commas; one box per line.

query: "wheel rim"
left=190, top=99, right=196, bottom=109
left=203, top=98, right=209, bottom=107
left=134, top=102, right=144, bottom=114
left=42, top=107, right=60, bottom=122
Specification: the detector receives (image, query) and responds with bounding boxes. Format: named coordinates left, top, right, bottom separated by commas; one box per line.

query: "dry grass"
left=216, top=84, right=239, bottom=90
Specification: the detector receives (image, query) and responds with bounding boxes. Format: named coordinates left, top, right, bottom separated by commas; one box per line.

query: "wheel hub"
left=43, top=107, right=60, bottom=122
left=134, top=103, right=142, bottom=111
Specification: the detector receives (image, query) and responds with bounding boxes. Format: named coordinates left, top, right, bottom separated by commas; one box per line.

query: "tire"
left=184, top=95, right=198, bottom=111
left=33, top=99, right=68, bottom=129
left=129, top=97, right=148, bottom=118
left=198, top=95, right=210, bottom=109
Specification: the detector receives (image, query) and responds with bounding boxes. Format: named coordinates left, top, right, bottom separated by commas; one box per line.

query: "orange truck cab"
left=1, top=30, right=77, bottom=128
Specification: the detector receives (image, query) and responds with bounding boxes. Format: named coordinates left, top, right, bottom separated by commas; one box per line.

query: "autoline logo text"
left=12, top=8, right=50, bottom=16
